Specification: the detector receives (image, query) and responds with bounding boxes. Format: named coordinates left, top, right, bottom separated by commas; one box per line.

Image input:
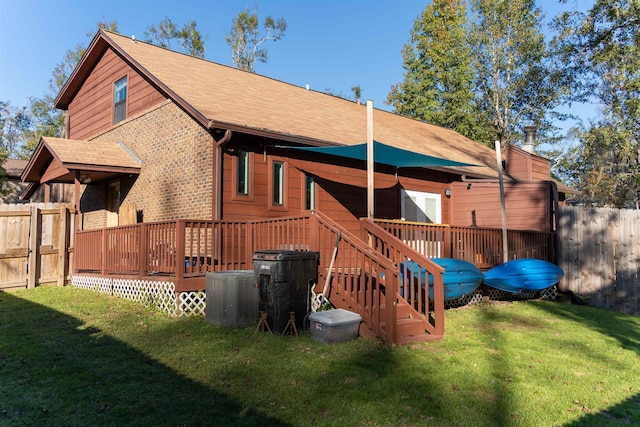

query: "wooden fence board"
left=558, top=206, right=640, bottom=315
left=0, top=203, right=74, bottom=290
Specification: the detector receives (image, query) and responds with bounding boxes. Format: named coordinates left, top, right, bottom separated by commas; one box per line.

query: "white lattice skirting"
left=71, top=275, right=207, bottom=317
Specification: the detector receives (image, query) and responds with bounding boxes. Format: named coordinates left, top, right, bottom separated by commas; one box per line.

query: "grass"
left=1, top=287, right=638, bottom=426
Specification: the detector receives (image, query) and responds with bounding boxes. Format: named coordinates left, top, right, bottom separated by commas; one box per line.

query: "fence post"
left=27, top=206, right=40, bottom=289
left=57, top=206, right=69, bottom=286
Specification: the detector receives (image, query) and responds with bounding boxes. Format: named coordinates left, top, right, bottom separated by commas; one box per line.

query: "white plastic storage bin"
left=308, top=309, right=361, bottom=344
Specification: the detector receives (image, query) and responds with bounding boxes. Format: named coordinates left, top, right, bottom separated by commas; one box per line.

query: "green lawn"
left=1, top=286, right=638, bottom=426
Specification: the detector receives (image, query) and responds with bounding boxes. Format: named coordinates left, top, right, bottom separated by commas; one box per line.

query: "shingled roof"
left=21, top=137, right=141, bottom=184
left=55, top=30, right=502, bottom=179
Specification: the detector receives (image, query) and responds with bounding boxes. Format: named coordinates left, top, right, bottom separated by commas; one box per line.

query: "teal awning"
left=293, top=141, right=476, bottom=168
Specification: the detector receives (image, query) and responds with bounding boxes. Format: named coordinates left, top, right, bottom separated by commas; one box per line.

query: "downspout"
left=212, top=129, right=232, bottom=221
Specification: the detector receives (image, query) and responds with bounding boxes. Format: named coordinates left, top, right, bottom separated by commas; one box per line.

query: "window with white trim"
left=304, top=175, right=315, bottom=210
left=113, top=77, right=127, bottom=124
left=236, top=150, right=249, bottom=195
left=272, top=161, right=284, bottom=206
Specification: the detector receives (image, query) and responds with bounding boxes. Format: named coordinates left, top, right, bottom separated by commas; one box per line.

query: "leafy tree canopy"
left=226, top=7, right=287, bottom=72
left=387, top=0, right=493, bottom=146
left=388, top=0, right=570, bottom=150
left=144, top=18, right=206, bottom=58
left=552, top=0, right=639, bottom=208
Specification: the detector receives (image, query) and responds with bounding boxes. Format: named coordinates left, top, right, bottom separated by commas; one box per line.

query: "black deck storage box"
left=252, top=250, right=319, bottom=334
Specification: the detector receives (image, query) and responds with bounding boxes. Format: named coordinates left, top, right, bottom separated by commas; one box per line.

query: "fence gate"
left=0, top=203, right=74, bottom=290
left=558, top=205, right=639, bottom=315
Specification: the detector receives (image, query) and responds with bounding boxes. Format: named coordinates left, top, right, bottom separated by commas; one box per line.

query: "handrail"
left=310, top=211, right=399, bottom=344
left=374, top=219, right=555, bottom=269
left=361, top=218, right=446, bottom=338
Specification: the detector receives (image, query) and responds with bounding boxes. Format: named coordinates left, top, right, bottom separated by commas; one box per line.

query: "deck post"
left=385, top=268, right=397, bottom=346
left=432, top=272, right=445, bottom=336
left=176, top=220, right=185, bottom=282
left=309, top=213, right=319, bottom=253
left=139, top=223, right=148, bottom=275
left=101, top=228, right=107, bottom=275
left=443, top=226, right=452, bottom=258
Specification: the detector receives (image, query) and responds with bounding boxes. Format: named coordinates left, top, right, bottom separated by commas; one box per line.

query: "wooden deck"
left=73, top=211, right=556, bottom=346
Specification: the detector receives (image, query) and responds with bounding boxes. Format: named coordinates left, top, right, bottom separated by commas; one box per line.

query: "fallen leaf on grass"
left=452, top=384, right=460, bottom=391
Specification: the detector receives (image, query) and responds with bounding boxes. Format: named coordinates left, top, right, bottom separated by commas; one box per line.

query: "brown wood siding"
left=506, top=148, right=531, bottom=180
left=450, top=181, right=551, bottom=232
left=220, top=139, right=455, bottom=235
left=506, top=146, right=551, bottom=181
left=530, top=156, right=551, bottom=181
left=68, top=48, right=165, bottom=140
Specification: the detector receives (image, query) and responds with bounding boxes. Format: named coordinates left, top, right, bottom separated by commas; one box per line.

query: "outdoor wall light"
left=445, top=188, right=452, bottom=197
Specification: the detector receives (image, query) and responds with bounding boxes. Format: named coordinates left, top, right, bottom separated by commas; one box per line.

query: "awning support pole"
left=367, top=100, right=374, bottom=220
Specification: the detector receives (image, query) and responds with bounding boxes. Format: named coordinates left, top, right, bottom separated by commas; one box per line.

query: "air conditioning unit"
left=205, top=270, right=258, bottom=327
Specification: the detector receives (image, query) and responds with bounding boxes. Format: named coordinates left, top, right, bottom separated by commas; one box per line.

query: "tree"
left=552, top=0, right=639, bottom=208
left=0, top=100, right=33, bottom=194
left=0, top=149, right=7, bottom=197
left=21, top=21, right=119, bottom=157
left=226, top=7, right=287, bottom=72
left=387, top=0, right=493, bottom=145
left=144, top=18, right=206, bottom=58
left=0, top=101, right=32, bottom=158
left=469, top=0, right=567, bottom=148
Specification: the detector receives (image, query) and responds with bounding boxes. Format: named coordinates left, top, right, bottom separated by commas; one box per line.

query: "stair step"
left=395, top=317, right=429, bottom=336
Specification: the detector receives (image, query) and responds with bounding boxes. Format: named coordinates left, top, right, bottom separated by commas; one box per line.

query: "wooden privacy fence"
left=558, top=205, right=639, bottom=315
left=0, top=203, right=74, bottom=290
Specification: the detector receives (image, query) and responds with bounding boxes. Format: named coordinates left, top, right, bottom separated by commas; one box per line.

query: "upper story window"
left=236, top=150, right=249, bottom=195
left=113, top=77, right=127, bottom=124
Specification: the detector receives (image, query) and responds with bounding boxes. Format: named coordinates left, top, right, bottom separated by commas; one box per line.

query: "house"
left=20, top=30, right=570, bottom=344
left=1, top=158, right=72, bottom=204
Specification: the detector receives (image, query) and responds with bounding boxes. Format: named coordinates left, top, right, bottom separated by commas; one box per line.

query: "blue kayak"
left=400, top=258, right=484, bottom=300
left=483, top=258, right=564, bottom=293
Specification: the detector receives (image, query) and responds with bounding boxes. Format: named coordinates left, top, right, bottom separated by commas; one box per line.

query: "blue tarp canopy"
left=294, top=140, right=476, bottom=168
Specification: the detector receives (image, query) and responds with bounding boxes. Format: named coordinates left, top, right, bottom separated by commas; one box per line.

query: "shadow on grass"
left=534, top=300, right=640, bottom=355
left=0, top=291, right=289, bottom=426
left=563, top=392, right=640, bottom=426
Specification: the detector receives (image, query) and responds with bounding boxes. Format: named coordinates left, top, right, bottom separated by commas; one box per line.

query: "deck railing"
left=362, top=218, right=445, bottom=340
left=74, top=214, right=555, bottom=345
left=75, top=219, right=252, bottom=280
left=374, top=219, right=555, bottom=269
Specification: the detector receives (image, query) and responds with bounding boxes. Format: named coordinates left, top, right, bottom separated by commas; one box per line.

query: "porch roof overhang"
left=21, top=136, right=141, bottom=185
left=290, top=140, right=478, bottom=169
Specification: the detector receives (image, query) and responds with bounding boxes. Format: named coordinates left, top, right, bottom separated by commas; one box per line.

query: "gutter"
left=212, top=129, right=232, bottom=220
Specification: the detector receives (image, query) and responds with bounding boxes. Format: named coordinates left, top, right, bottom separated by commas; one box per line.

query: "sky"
left=0, top=0, right=596, bottom=139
